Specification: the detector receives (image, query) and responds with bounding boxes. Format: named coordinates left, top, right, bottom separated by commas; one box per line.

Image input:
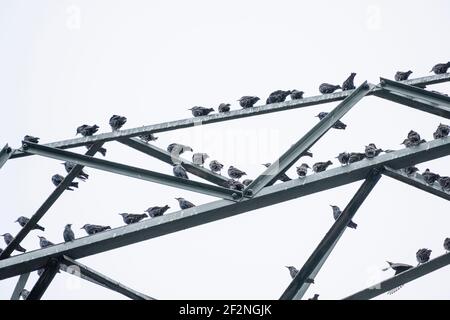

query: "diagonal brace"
left=26, top=258, right=60, bottom=300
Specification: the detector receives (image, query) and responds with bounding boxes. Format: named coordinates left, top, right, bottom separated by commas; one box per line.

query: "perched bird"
left=342, top=73, right=356, bottom=91
left=175, top=197, right=195, bottom=210
left=188, top=106, right=215, bottom=117
left=364, top=143, right=383, bottom=159
left=209, top=160, right=224, bottom=174
left=394, top=70, right=413, bottom=81
left=401, top=138, right=426, bottom=148
left=433, top=123, right=450, bottom=139
left=416, top=248, right=432, bottom=265
left=76, top=124, right=99, bottom=137
left=119, top=213, right=148, bottom=224
left=315, top=112, right=347, bottom=129
left=262, top=163, right=291, bottom=182
left=38, top=236, right=54, bottom=248
left=23, top=135, right=40, bottom=144
left=242, top=179, right=253, bottom=186
left=63, top=224, right=75, bottom=242
left=319, top=83, right=341, bottom=94
left=336, top=152, right=350, bottom=165
left=382, top=261, right=414, bottom=294
left=290, top=90, right=304, bottom=100
left=86, top=144, right=107, bottom=157
left=403, top=166, right=419, bottom=176
left=348, top=152, right=366, bottom=164
left=15, top=216, right=45, bottom=231
left=80, top=224, right=111, bottom=235
left=109, top=115, right=127, bottom=131
left=330, top=205, right=357, bottom=229
left=238, top=96, right=260, bottom=109
left=266, top=90, right=292, bottom=104
left=192, top=153, right=209, bottom=166
left=438, top=176, right=450, bottom=191
left=228, top=166, right=246, bottom=180
left=312, top=161, right=333, bottom=173
left=421, top=169, right=440, bottom=185
left=223, top=179, right=245, bottom=191
left=218, top=103, right=231, bottom=113
left=444, top=238, right=450, bottom=252
left=20, top=289, right=30, bottom=300
left=167, top=143, right=193, bottom=155
left=408, top=130, right=422, bottom=144
left=63, top=162, right=89, bottom=181
left=308, top=294, right=319, bottom=300
left=296, top=163, right=310, bottom=178
left=430, top=62, right=450, bottom=75
left=145, top=205, right=170, bottom=218
left=173, top=164, right=189, bottom=179
left=285, top=266, right=298, bottom=279
left=138, top=133, right=158, bottom=143
left=51, top=174, right=78, bottom=191
left=1, top=233, right=26, bottom=252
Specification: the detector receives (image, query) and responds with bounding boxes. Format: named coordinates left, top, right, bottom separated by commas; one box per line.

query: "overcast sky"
left=1, top=0, right=449, bottom=300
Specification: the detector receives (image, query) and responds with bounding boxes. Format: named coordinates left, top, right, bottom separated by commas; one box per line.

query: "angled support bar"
left=383, top=166, right=450, bottom=201
left=61, top=256, right=155, bottom=300
left=118, top=137, right=229, bottom=186
left=279, top=170, right=382, bottom=300
left=10, top=272, right=30, bottom=300
left=246, top=82, right=373, bottom=196
left=344, top=252, right=450, bottom=300
left=374, top=77, right=450, bottom=119
left=0, top=143, right=104, bottom=259
left=0, top=144, right=13, bottom=170
left=26, top=258, right=60, bottom=300
left=21, top=142, right=242, bottom=201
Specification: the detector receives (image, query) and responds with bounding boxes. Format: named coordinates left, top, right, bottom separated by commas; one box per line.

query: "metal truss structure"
left=1, top=73, right=450, bottom=300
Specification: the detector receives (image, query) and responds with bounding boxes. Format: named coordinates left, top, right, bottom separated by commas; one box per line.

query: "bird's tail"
left=36, top=225, right=45, bottom=232
left=17, top=246, right=26, bottom=253
left=80, top=172, right=89, bottom=180
left=98, top=147, right=107, bottom=157
left=348, top=221, right=358, bottom=229
left=71, top=182, right=79, bottom=188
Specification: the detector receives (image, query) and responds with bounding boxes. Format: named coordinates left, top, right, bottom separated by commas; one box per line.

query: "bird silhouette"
left=218, top=103, right=231, bottom=113
left=23, top=135, right=40, bottom=144
left=228, top=166, right=246, bottom=180
left=63, top=224, right=75, bottom=242
left=330, top=205, right=357, bottom=229
left=119, top=213, right=148, bottom=224
left=238, top=96, right=260, bottom=109
left=209, top=160, right=224, bottom=174
left=266, top=90, right=292, bottom=104
left=290, top=90, right=304, bottom=100
left=76, top=124, right=99, bottom=137
left=394, top=70, right=413, bottom=81
left=145, top=205, right=170, bottom=218
left=315, top=112, right=347, bottom=129
left=51, top=174, right=78, bottom=190
left=173, top=164, right=189, bottom=179
left=189, top=107, right=215, bottom=117
left=312, top=161, right=333, bottom=173
left=175, top=197, right=195, bottom=210
left=416, top=248, right=432, bottom=265
left=109, top=115, right=127, bottom=131
left=80, top=224, right=111, bottom=235
left=63, top=162, right=89, bottom=181
left=342, top=73, right=356, bottom=90
left=38, top=236, right=54, bottom=248
left=1, top=233, right=26, bottom=252
left=319, top=83, right=341, bottom=94
left=430, top=62, right=450, bottom=74
left=138, top=133, right=158, bottom=143
left=15, top=216, right=45, bottom=231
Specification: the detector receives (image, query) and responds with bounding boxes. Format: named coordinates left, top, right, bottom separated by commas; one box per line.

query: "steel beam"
left=0, top=144, right=13, bottom=170
left=21, top=142, right=241, bottom=200
left=383, top=166, right=450, bottom=201
left=26, top=258, right=60, bottom=300
left=374, top=77, right=450, bottom=119
left=118, top=137, right=229, bottom=186
left=279, top=171, right=381, bottom=300
left=61, top=256, right=155, bottom=300
left=344, top=252, right=450, bottom=300
left=10, top=272, right=30, bottom=300
left=1, top=138, right=449, bottom=280
left=246, top=82, right=373, bottom=196
left=0, top=143, right=104, bottom=260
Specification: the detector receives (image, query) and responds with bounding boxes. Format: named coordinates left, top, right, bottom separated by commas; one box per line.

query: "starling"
left=139, top=133, right=158, bottom=143
left=342, top=73, right=356, bottom=91
left=1, top=233, right=26, bottom=252
left=330, top=205, right=357, bottom=229
left=175, top=197, right=195, bottom=210
left=51, top=174, right=78, bottom=190
left=228, top=166, right=246, bottom=180
left=438, top=176, right=450, bottom=191
left=86, top=144, right=107, bottom=157
left=80, top=224, right=111, bottom=235
left=76, top=124, right=99, bottom=137
left=262, top=163, right=291, bottom=182
left=408, top=130, right=422, bottom=144
left=23, top=135, right=39, bottom=144
left=348, top=152, right=366, bottom=164
left=238, top=96, right=260, bottom=109
left=403, top=166, right=419, bottom=176
left=444, top=238, right=450, bottom=252
left=308, top=294, right=319, bottom=300
left=382, top=261, right=413, bottom=275
left=315, top=112, right=347, bottom=129
left=319, top=83, right=341, bottom=94
left=167, top=143, right=193, bottom=155
left=290, top=90, right=304, bottom=100
left=430, top=62, right=450, bottom=75
left=223, top=179, right=245, bottom=191
left=266, top=90, right=292, bottom=104
left=394, top=70, right=413, bottom=81
left=145, top=205, right=170, bottom=218
left=209, top=160, right=224, bottom=174
left=119, top=213, right=148, bottom=224
left=433, top=123, right=450, bottom=139
left=109, top=115, right=127, bottom=131
left=188, top=106, right=215, bottom=117
left=364, top=143, right=383, bottom=159
left=192, top=153, right=209, bottom=166
left=63, top=224, right=75, bottom=242
left=285, top=266, right=298, bottom=279
left=15, top=216, right=45, bottom=231
left=38, top=236, right=54, bottom=248
left=63, top=162, right=89, bottom=181
left=173, top=164, right=189, bottom=179
left=416, top=248, right=432, bottom=265
left=421, top=169, right=440, bottom=185
left=218, top=103, right=231, bottom=113
left=312, top=161, right=333, bottom=173
left=242, top=179, right=253, bottom=186
left=401, top=138, right=426, bottom=148
left=296, top=163, right=310, bottom=178
left=20, top=289, right=30, bottom=300
left=336, top=152, right=350, bottom=165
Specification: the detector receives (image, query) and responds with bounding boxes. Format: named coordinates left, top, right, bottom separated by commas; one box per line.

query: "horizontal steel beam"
left=344, top=252, right=450, bottom=300
left=280, top=171, right=381, bottom=300
left=383, top=166, right=450, bottom=201
left=0, top=138, right=449, bottom=280
left=0, top=143, right=104, bottom=259
left=10, top=74, right=450, bottom=160
left=246, top=82, right=372, bottom=195
left=21, top=142, right=241, bottom=201
left=26, top=258, right=60, bottom=300
left=0, top=144, right=12, bottom=170
left=61, top=256, right=155, bottom=300
left=10, top=272, right=30, bottom=300
left=118, top=138, right=229, bottom=186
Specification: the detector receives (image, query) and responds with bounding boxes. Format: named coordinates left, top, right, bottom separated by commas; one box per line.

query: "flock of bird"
left=3, top=61, right=450, bottom=299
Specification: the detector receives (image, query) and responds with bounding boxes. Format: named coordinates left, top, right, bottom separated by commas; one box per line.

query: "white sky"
left=0, top=0, right=449, bottom=300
